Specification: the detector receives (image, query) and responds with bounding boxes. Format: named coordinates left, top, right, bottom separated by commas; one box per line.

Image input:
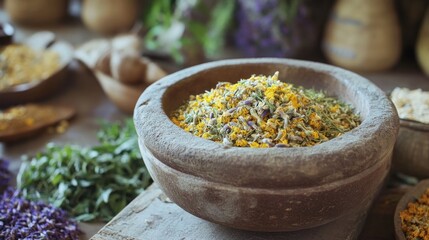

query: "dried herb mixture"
left=171, top=72, right=360, bottom=148
left=400, top=188, right=429, bottom=240
left=0, top=104, right=58, bottom=132
left=0, top=44, right=60, bottom=90
left=391, top=87, right=429, bottom=124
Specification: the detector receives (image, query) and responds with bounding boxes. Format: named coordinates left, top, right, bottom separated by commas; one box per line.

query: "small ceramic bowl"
left=394, top=179, right=429, bottom=240
left=392, top=119, right=429, bottom=179
left=134, top=58, right=399, bottom=232
left=0, top=39, right=73, bottom=107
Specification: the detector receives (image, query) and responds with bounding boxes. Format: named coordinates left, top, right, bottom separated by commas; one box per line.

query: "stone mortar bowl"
left=134, top=58, right=399, bottom=232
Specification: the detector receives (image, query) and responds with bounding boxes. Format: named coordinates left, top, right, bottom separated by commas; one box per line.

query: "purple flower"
left=0, top=188, right=80, bottom=240
left=234, top=0, right=319, bottom=58
left=261, top=109, right=270, bottom=118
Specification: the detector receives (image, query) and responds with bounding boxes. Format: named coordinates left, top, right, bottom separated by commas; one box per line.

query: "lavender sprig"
left=0, top=187, right=80, bottom=240
left=234, top=0, right=316, bottom=57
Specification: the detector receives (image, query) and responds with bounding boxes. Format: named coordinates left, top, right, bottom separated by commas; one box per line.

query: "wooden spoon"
left=394, top=179, right=429, bottom=240
left=0, top=104, right=76, bottom=143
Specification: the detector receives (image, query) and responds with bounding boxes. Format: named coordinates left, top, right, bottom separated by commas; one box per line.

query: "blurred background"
left=1, top=0, right=428, bottom=73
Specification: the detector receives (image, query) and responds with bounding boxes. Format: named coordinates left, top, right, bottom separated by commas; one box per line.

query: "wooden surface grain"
left=90, top=184, right=410, bottom=240
left=92, top=184, right=369, bottom=240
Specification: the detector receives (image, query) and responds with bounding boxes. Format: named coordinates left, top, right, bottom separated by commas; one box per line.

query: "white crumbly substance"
left=391, top=87, right=429, bottom=124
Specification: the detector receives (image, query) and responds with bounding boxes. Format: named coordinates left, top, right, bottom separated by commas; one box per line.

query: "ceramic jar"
left=5, top=0, right=69, bottom=25
left=81, top=0, right=139, bottom=35
left=323, top=0, right=402, bottom=72
left=417, top=7, right=429, bottom=77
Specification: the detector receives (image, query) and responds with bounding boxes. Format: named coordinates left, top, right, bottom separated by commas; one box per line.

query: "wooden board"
left=92, top=184, right=371, bottom=240
left=91, top=184, right=414, bottom=240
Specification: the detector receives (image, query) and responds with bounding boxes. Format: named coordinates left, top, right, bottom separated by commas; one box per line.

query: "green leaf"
left=96, top=189, right=113, bottom=208
left=75, top=213, right=96, bottom=222
left=79, top=180, right=92, bottom=187
left=16, top=119, right=153, bottom=222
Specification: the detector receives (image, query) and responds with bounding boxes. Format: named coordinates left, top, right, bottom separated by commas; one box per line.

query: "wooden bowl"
left=134, top=58, right=400, bottom=232
left=0, top=105, right=76, bottom=143
left=95, top=71, right=147, bottom=114
left=0, top=40, right=74, bottom=107
left=394, top=179, right=429, bottom=240
left=94, top=59, right=166, bottom=114
left=392, top=119, right=429, bottom=178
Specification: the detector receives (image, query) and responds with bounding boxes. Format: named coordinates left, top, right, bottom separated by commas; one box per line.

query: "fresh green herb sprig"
left=17, top=119, right=152, bottom=222
left=142, top=0, right=235, bottom=63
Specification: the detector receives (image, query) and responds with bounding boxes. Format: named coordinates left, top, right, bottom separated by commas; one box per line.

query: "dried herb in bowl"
left=0, top=104, right=60, bottom=132
left=400, top=188, right=429, bottom=240
left=0, top=44, right=60, bottom=90
left=171, top=72, right=361, bottom=148
left=17, top=119, right=152, bottom=222
left=391, top=87, right=429, bottom=124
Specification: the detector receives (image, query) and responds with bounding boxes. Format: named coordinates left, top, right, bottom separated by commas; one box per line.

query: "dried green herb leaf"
left=17, top=119, right=152, bottom=222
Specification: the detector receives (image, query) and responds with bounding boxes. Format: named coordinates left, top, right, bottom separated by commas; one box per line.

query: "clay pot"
left=81, top=0, right=139, bottom=35
left=394, top=179, right=429, bottom=240
left=323, top=0, right=402, bottom=72
left=134, top=59, right=399, bottom=232
left=0, top=37, right=74, bottom=108
left=416, top=7, right=429, bottom=77
left=392, top=120, right=429, bottom=178
left=5, top=0, right=68, bottom=25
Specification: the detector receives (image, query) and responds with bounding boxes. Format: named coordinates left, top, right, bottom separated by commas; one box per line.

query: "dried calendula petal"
left=400, top=188, right=429, bottom=240
left=171, top=72, right=361, bottom=148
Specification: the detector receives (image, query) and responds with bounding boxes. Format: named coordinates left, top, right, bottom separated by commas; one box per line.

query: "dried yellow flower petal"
left=171, top=72, right=360, bottom=148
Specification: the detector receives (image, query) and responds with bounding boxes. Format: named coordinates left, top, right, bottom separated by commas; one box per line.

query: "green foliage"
left=17, top=119, right=151, bottom=222
left=142, top=0, right=235, bottom=63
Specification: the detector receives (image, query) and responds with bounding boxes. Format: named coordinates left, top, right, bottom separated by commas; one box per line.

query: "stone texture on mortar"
left=134, top=58, right=399, bottom=231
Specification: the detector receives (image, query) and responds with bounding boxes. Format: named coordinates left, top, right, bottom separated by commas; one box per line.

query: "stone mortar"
left=134, top=58, right=399, bottom=232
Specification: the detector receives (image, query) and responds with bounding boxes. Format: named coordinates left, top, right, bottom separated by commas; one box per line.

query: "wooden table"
left=91, top=185, right=411, bottom=240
